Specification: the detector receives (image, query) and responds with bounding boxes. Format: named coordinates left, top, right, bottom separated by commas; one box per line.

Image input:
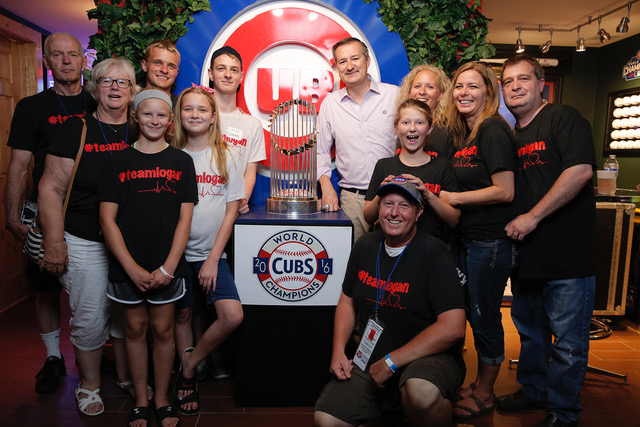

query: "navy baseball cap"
left=376, top=176, right=423, bottom=206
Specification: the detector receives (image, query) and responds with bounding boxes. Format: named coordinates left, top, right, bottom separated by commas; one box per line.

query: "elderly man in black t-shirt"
left=497, top=54, right=596, bottom=427
left=314, top=176, right=466, bottom=427
left=5, top=32, right=93, bottom=394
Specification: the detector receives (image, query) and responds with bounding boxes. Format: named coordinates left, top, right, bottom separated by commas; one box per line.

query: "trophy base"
left=266, top=198, right=320, bottom=215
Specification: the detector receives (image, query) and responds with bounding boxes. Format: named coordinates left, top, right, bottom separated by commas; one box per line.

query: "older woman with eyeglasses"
left=38, top=57, right=137, bottom=416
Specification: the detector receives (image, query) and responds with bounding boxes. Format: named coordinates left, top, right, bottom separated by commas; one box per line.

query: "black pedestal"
left=233, top=305, right=335, bottom=407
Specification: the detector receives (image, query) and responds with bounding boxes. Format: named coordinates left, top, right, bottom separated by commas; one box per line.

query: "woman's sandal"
left=453, top=392, right=495, bottom=420
left=156, top=405, right=181, bottom=427
left=117, top=380, right=154, bottom=400
left=128, top=406, right=151, bottom=425
left=75, top=384, right=104, bottom=416
left=453, top=382, right=477, bottom=402
left=173, top=347, right=200, bottom=416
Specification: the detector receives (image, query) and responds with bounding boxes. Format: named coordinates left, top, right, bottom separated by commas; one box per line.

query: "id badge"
left=353, top=316, right=384, bottom=371
left=226, top=126, right=243, bottom=142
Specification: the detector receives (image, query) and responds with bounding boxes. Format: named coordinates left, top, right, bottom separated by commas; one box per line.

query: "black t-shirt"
left=513, top=104, right=597, bottom=280
left=7, top=88, right=96, bottom=200
left=48, top=115, right=129, bottom=241
left=99, top=146, right=198, bottom=281
left=426, top=125, right=455, bottom=161
left=365, top=155, right=458, bottom=239
left=342, top=230, right=465, bottom=371
left=451, top=117, right=517, bottom=239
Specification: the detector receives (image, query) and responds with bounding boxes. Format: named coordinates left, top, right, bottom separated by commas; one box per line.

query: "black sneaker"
left=35, top=355, right=66, bottom=393
left=535, top=414, right=577, bottom=427
left=211, top=364, right=231, bottom=379
left=496, top=388, right=545, bottom=412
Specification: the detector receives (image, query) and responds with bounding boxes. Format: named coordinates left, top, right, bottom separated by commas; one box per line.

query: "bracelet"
left=385, top=353, right=398, bottom=373
left=159, top=265, right=174, bottom=280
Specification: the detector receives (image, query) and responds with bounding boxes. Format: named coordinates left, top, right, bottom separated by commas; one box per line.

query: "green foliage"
left=86, top=0, right=492, bottom=80
left=87, top=0, right=210, bottom=81
left=363, top=0, right=495, bottom=76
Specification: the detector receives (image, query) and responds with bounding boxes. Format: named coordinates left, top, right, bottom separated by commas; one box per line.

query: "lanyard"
left=54, top=88, right=87, bottom=118
left=374, top=238, right=408, bottom=320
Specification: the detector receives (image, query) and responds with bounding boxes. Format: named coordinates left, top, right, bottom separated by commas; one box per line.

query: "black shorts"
left=26, top=261, right=62, bottom=293
left=107, top=277, right=186, bottom=305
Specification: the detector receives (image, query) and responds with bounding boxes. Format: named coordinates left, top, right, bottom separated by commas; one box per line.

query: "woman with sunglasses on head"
left=439, top=61, right=518, bottom=420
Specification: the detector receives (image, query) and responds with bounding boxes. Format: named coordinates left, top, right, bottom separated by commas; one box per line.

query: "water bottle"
left=603, top=154, right=619, bottom=195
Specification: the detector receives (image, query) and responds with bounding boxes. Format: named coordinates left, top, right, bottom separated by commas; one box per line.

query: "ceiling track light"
left=598, top=16, right=611, bottom=43
left=576, top=26, right=586, bottom=52
left=515, top=0, right=639, bottom=49
left=617, top=2, right=632, bottom=33
left=540, top=28, right=552, bottom=53
left=515, top=27, right=525, bottom=53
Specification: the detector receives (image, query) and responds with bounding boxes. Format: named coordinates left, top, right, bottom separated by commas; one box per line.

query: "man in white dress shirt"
left=317, top=37, right=399, bottom=242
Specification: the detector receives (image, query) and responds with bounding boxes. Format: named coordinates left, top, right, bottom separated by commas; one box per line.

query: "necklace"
left=105, top=122, right=126, bottom=133
left=95, top=111, right=128, bottom=154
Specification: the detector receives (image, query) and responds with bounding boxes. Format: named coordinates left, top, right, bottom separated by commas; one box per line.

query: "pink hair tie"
left=191, top=83, right=215, bottom=95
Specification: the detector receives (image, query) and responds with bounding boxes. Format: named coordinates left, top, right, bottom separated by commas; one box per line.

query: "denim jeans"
left=457, top=238, right=517, bottom=365
left=510, top=276, right=595, bottom=423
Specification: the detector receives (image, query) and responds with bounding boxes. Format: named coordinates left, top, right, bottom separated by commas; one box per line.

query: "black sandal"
left=173, top=370, right=200, bottom=416
left=128, top=406, right=151, bottom=425
left=453, top=382, right=477, bottom=402
left=173, top=347, right=199, bottom=416
left=156, top=405, right=181, bottom=427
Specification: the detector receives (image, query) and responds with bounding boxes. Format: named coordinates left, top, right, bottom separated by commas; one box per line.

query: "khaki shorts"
left=314, top=353, right=464, bottom=425
left=340, top=189, right=369, bottom=244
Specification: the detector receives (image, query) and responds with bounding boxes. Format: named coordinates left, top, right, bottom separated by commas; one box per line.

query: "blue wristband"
left=385, top=353, right=398, bottom=373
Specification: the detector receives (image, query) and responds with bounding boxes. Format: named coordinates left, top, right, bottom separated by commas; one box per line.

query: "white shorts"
left=60, top=232, right=123, bottom=351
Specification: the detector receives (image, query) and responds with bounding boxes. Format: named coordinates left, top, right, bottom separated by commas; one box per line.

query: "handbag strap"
left=61, top=118, right=87, bottom=217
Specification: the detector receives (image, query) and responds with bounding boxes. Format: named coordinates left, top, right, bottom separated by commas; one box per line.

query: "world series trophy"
left=266, top=99, right=320, bottom=214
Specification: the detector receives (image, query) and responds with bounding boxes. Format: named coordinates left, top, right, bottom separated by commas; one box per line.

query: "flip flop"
left=75, top=384, right=104, bottom=416
left=453, top=392, right=494, bottom=420
left=156, top=404, right=181, bottom=427
left=128, top=406, right=151, bottom=425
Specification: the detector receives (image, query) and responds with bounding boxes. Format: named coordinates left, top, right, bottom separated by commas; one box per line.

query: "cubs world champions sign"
left=253, top=230, right=332, bottom=302
left=234, top=223, right=351, bottom=305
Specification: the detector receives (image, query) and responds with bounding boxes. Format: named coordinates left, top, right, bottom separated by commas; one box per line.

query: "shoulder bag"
left=24, top=119, right=87, bottom=264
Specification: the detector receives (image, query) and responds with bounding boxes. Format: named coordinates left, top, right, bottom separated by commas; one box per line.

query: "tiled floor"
left=1, top=296, right=639, bottom=426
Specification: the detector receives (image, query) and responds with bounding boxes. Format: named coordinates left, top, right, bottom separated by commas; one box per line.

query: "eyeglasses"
left=98, top=77, right=132, bottom=88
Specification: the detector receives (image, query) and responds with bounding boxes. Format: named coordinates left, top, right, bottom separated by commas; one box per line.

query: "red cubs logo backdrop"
left=176, top=0, right=409, bottom=205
